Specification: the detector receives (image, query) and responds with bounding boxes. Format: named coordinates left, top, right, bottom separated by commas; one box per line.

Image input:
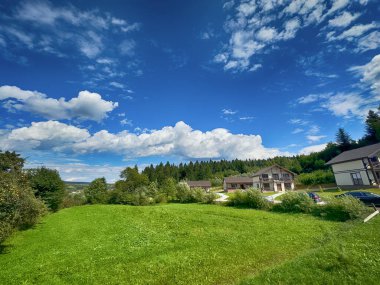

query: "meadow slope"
left=0, top=204, right=378, bottom=284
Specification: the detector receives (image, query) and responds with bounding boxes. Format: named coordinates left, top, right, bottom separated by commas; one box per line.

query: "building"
left=186, top=180, right=212, bottom=191
left=223, top=176, right=253, bottom=192
left=252, top=165, right=296, bottom=192
left=326, top=143, right=380, bottom=189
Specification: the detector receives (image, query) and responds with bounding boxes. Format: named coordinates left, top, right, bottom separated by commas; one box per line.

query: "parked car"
left=335, top=191, right=380, bottom=206
left=307, top=192, right=321, bottom=203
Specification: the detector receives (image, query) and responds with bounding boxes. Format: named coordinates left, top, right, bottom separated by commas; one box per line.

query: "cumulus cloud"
left=0, top=120, right=289, bottom=160
left=0, top=85, right=118, bottom=121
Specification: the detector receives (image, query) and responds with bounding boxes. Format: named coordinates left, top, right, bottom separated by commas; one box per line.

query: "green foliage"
left=273, top=192, right=314, bottom=213
left=175, top=183, right=215, bottom=203
left=61, top=192, right=86, bottom=208
left=0, top=151, right=25, bottom=173
left=159, top=177, right=177, bottom=201
left=27, top=167, right=65, bottom=212
left=0, top=172, right=46, bottom=244
left=84, top=177, right=108, bottom=204
left=229, top=189, right=271, bottom=210
left=336, top=128, right=354, bottom=152
left=312, top=196, right=371, bottom=222
left=296, top=169, right=335, bottom=186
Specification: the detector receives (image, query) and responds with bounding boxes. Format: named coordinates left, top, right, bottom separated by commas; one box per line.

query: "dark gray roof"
left=187, top=180, right=211, bottom=188
left=252, top=164, right=296, bottom=177
left=224, top=176, right=253, bottom=183
left=326, top=143, right=380, bottom=165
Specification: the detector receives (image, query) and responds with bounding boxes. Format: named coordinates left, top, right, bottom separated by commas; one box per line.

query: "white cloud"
left=1, top=121, right=290, bottom=161
left=239, top=116, right=254, bottom=121
left=288, top=118, right=308, bottom=125
left=292, top=128, right=304, bottom=134
left=215, top=0, right=378, bottom=71
left=222, top=108, right=238, bottom=115
left=356, top=31, right=380, bottom=52
left=299, top=143, right=327, bottom=155
left=119, top=39, right=136, bottom=56
left=328, top=11, right=360, bottom=28
left=120, top=118, right=133, bottom=126
left=306, top=135, right=326, bottom=143
left=334, top=22, right=378, bottom=41
left=0, top=85, right=118, bottom=121
left=350, top=54, right=380, bottom=95
left=110, top=81, right=125, bottom=89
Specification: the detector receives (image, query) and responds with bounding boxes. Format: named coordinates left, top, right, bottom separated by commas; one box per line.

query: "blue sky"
left=0, top=0, right=379, bottom=182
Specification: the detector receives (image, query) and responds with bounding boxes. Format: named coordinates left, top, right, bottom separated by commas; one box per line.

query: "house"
left=187, top=180, right=212, bottom=191
left=223, top=176, right=253, bottom=192
left=326, top=143, right=380, bottom=189
left=252, top=165, right=296, bottom=192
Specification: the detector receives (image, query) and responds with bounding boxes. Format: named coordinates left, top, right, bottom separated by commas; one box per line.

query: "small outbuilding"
left=223, top=176, right=253, bottom=192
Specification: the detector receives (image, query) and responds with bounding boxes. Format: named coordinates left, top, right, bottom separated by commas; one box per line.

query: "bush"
left=229, top=189, right=271, bottom=210
left=204, top=192, right=218, bottom=204
left=175, top=183, right=214, bottom=203
left=0, top=172, right=46, bottom=243
left=61, top=192, right=86, bottom=208
left=273, top=192, right=313, bottom=213
left=296, top=170, right=335, bottom=186
left=312, top=196, right=371, bottom=221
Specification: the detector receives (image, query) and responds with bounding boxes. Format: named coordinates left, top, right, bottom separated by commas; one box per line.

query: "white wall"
left=332, top=160, right=371, bottom=186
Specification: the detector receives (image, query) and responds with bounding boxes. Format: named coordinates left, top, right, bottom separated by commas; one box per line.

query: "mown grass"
left=241, top=217, right=380, bottom=285
left=0, top=204, right=341, bottom=285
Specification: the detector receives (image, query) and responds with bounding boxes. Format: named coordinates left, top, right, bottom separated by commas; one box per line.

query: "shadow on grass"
left=0, top=244, right=13, bottom=255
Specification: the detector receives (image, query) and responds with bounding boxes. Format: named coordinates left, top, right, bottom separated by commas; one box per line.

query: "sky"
left=0, top=0, right=379, bottom=182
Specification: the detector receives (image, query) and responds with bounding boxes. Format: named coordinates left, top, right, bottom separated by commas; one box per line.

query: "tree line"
left=141, top=106, right=380, bottom=186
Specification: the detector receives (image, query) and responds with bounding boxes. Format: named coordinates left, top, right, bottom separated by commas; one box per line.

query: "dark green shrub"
left=27, top=167, right=65, bottom=211
left=312, top=196, right=371, bottom=221
left=84, top=177, right=108, bottom=204
left=229, top=189, right=271, bottom=210
left=273, top=192, right=313, bottom=213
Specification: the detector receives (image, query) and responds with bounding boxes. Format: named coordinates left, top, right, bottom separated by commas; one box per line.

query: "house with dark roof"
left=252, top=164, right=296, bottom=192
left=326, top=143, right=380, bottom=189
left=223, top=176, right=253, bottom=192
left=186, top=180, right=211, bottom=191
left=223, top=164, right=296, bottom=192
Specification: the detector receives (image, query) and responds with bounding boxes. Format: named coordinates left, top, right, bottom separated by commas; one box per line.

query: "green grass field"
left=0, top=204, right=379, bottom=284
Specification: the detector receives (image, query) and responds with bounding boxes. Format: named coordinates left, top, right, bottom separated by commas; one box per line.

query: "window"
left=262, top=174, right=268, bottom=178
left=283, top=173, right=290, bottom=178
left=273, top=174, right=279, bottom=180
left=263, top=183, right=270, bottom=189
left=285, top=183, right=292, bottom=189
left=351, top=173, right=363, bottom=185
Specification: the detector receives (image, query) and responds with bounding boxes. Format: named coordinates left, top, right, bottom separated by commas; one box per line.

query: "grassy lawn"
left=241, top=216, right=380, bottom=284
left=1, top=204, right=343, bottom=285
left=303, top=188, right=380, bottom=200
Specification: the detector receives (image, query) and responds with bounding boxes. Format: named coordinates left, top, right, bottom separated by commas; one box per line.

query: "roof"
left=252, top=164, right=296, bottom=177
left=326, top=143, right=380, bottom=165
left=187, top=180, right=211, bottom=188
left=224, top=176, right=253, bottom=183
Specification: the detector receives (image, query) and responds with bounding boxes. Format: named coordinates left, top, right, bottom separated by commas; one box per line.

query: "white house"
left=326, top=143, right=380, bottom=189
left=223, top=165, right=296, bottom=192
left=252, top=165, right=296, bottom=192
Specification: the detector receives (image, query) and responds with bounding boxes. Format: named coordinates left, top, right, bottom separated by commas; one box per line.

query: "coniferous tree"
left=336, top=128, right=353, bottom=152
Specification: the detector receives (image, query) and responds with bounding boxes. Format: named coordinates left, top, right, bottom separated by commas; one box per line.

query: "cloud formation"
left=0, top=85, right=118, bottom=121
left=0, top=120, right=289, bottom=160
left=215, top=0, right=372, bottom=72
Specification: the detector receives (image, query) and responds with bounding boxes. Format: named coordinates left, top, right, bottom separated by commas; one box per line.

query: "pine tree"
left=336, top=128, right=353, bottom=152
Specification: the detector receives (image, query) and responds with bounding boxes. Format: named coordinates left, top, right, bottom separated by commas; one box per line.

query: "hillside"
left=1, top=204, right=379, bottom=284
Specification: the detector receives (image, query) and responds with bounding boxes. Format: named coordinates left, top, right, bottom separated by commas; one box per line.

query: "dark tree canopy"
left=0, top=150, right=25, bottom=173
left=27, top=167, right=65, bottom=211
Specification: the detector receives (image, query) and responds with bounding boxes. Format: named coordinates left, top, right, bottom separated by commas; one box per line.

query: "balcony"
left=259, top=177, right=293, bottom=182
